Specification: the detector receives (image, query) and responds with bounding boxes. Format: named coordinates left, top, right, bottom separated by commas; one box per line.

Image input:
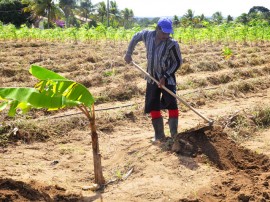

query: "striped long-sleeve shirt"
left=126, top=30, right=183, bottom=85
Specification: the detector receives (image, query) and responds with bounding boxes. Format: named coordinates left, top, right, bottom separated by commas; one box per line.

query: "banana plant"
left=0, top=65, right=105, bottom=185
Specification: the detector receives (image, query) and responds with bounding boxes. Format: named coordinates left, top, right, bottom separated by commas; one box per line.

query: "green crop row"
left=174, top=23, right=270, bottom=44
left=1, top=22, right=270, bottom=44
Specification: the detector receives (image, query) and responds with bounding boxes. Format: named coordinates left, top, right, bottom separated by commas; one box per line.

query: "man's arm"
left=125, top=30, right=147, bottom=63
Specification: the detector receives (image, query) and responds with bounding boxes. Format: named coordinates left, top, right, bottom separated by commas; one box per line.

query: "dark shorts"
left=144, top=82, right=178, bottom=114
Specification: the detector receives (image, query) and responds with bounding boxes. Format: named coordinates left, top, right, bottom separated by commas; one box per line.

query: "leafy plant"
left=0, top=65, right=105, bottom=185
left=1, top=22, right=270, bottom=43
left=115, top=170, right=122, bottom=179
left=253, top=106, right=270, bottom=128
left=104, top=68, right=116, bottom=77
left=222, top=46, right=233, bottom=59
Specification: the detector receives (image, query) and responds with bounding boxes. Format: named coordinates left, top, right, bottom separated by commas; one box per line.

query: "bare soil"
left=1, top=40, right=270, bottom=201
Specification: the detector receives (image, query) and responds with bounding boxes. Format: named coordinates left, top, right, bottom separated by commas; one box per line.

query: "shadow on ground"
left=167, top=126, right=270, bottom=201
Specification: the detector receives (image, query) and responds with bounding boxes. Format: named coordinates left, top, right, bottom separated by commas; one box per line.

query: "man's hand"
left=158, top=77, right=165, bottom=88
left=124, top=54, right=132, bottom=64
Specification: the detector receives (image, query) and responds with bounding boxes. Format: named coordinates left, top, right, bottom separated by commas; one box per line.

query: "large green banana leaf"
left=0, top=87, right=80, bottom=116
left=0, top=65, right=95, bottom=117
left=30, top=65, right=67, bottom=80
left=29, top=65, right=94, bottom=107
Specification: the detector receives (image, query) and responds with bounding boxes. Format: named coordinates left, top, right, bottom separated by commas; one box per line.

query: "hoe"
left=132, top=61, right=214, bottom=133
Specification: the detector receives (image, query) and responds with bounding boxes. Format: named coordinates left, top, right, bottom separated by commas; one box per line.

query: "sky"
left=91, top=0, right=270, bottom=18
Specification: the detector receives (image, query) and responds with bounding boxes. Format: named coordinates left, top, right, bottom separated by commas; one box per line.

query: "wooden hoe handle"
left=132, top=61, right=214, bottom=125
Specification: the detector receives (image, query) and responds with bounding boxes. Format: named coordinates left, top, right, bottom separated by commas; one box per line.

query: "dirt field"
left=1, top=40, right=270, bottom=201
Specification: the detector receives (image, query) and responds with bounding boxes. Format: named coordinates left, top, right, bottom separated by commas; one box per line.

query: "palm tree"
left=173, top=15, right=180, bottom=26
left=226, top=15, right=234, bottom=23
left=212, top=11, right=223, bottom=24
left=129, top=9, right=134, bottom=25
left=59, top=0, right=76, bottom=27
left=22, top=0, right=64, bottom=28
left=183, top=9, right=195, bottom=25
left=236, top=13, right=249, bottom=25
left=80, top=0, right=95, bottom=23
left=199, top=14, right=206, bottom=22
left=97, top=1, right=106, bottom=23
left=109, top=0, right=120, bottom=27
left=107, top=0, right=109, bottom=27
left=122, top=8, right=133, bottom=28
left=193, top=14, right=207, bottom=28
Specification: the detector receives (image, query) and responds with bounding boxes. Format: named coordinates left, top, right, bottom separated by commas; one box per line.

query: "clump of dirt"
left=107, top=82, right=143, bottom=101
left=0, top=178, right=82, bottom=202
left=172, top=126, right=270, bottom=201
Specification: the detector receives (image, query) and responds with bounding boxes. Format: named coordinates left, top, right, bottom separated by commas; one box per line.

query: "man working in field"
left=124, top=17, right=183, bottom=141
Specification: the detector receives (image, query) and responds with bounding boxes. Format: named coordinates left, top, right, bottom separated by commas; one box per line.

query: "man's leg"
left=150, top=110, right=165, bottom=141
left=145, top=82, right=165, bottom=141
left=161, top=84, right=179, bottom=138
left=168, top=109, right=179, bottom=139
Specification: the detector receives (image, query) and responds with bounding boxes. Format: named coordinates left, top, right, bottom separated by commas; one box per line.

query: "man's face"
left=157, top=28, right=170, bottom=41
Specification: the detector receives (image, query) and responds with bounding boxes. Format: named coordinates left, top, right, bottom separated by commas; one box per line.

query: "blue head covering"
left=157, top=17, right=173, bottom=34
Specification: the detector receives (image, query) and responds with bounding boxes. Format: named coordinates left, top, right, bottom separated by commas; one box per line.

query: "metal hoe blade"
left=181, top=124, right=214, bottom=134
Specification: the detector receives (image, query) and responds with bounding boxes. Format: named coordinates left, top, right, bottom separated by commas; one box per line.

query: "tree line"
left=175, top=7, right=270, bottom=28
left=0, top=0, right=135, bottom=28
left=0, top=0, right=270, bottom=29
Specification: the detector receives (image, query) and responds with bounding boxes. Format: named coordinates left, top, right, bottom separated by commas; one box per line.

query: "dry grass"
left=1, top=40, right=270, bottom=147
left=253, top=106, right=270, bottom=128
left=0, top=101, right=141, bottom=147
left=218, top=105, right=270, bottom=142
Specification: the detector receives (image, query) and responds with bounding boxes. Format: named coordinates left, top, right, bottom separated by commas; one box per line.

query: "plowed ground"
left=1, top=40, right=270, bottom=201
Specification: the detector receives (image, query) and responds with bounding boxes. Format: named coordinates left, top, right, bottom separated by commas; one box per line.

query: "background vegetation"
left=0, top=1, right=269, bottom=30
left=0, top=1, right=270, bottom=45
